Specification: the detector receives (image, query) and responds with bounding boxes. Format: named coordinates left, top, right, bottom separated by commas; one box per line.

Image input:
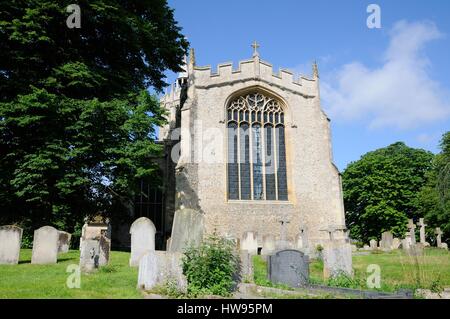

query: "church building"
left=157, top=44, right=347, bottom=249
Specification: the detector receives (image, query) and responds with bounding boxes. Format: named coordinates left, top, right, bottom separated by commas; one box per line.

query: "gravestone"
left=418, top=219, right=428, bottom=246
left=322, top=242, right=353, bottom=279
left=351, top=244, right=357, bottom=252
left=0, top=225, right=23, bottom=264
left=267, top=250, right=309, bottom=288
left=296, top=228, right=309, bottom=252
left=363, top=245, right=370, bottom=250
left=261, top=235, right=276, bottom=256
left=79, top=239, right=100, bottom=272
left=137, top=251, right=187, bottom=292
left=57, top=231, right=71, bottom=254
left=407, top=219, right=416, bottom=244
left=79, top=215, right=111, bottom=250
left=275, top=219, right=291, bottom=250
left=402, top=233, right=411, bottom=250
left=31, top=226, right=59, bottom=264
left=380, top=231, right=393, bottom=250
left=240, top=231, right=258, bottom=255
left=369, top=239, right=378, bottom=250
left=168, top=208, right=203, bottom=252
left=435, top=228, right=443, bottom=248
left=391, top=238, right=401, bottom=250
left=99, top=235, right=110, bottom=266
left=240, top=251, right=254, bottom=282
left=441, top=243, right=448, bottom=250
left=129, top=217, right=156, bottom=267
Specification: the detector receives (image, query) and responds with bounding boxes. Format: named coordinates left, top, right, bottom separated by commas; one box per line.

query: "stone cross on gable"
left=279, top=218, right=290, bottom=242
left=435, top=227, right=443, bottom=247
left=251, top=41, right=260, bottom=57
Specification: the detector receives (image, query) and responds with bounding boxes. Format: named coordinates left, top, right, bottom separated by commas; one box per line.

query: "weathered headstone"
left=441, top=243, right=448, bottom=250
left=261, top=235, right=276, bottom=256
left=363, top=245, right=370, bottom=250
left=380, top=231, right=393, bottom=250
left=79, top=239, right=100, bottom=272
left=0, top=225, right=23, bottom=264
left=351, top=244, right=357, bottom=252
left=267, top=250, right=309, bottom=288
left=418, top=219, right=428, bottom=245
left=168, top=208, right=203, bottom=252
left=240, top=231, right=258, bottom=255
left=31, top=226, right=59, bottom=264
left=435, top=228, right=443, bottom=248
left=407, top=219, right=416, bottom=244
left=402, top=233, right=411, bottom=250
left=79, top=215, right=111, bottom=249
left=57, top=231, right=71, bottom=254
left=98, top=235, right=110, bottom=266
left=391, top=238, right=401, bottom=250
left=322, top=242, right=353, bottom=279
left=369, top=239, right=378, bottom=250
left=240, top=251, right=254, bottom=282
left=129, top=217, right=156, bottom=267
left=137, top=251, right=187, bottom=292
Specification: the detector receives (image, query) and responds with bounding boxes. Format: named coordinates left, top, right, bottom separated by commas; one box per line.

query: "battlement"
left=192, top=57, right=318, bottom=97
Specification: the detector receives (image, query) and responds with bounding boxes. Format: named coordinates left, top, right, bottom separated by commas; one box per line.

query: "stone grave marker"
left=275, top=218, right=291, bottom=250
left=57, top=231, right=71, bottom=254
left=261, top=235, right=276, bottom=256
left=369, top=239, right=378, bottom=250
left=240, top=231, right=258, bottom=255
left=417, top=218, right=429, bottom=246
left=407, top=219, right=416, bottom=244
left=31, top=226, right=59, bottom=264
left=240, top=251, right=254, bottom=282
left=168, top=208, right=203, bottom=252
left=137, top=251, right=187, bottom=292
left=0, top=225, right=23, bottom=264
left=391, top=238, right=401, bottom=250
left=129, top=217, right=156, bottom=267
left=79, top=239, right=100, bottom=272
left=322, top=241, right=353, bottom=279
left=380, top=231, right=393, bottom=250
left=435, top=228, right=443, bottom=248
left=267, top=249, right=309, bottom=288
left=99, top=235, right=110, bottom=266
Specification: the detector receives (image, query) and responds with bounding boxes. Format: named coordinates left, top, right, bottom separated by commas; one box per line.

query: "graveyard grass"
left=0, top=249, right=141, bottom=299
left=254, top=248, right=450, bottom=294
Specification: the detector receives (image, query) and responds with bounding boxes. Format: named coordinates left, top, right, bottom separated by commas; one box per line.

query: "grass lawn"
left=0, top=249, right=141, bottom=299
left=255, top=248, right=450, bottom=293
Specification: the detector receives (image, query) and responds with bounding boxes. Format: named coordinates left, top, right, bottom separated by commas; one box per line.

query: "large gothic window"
left=227, top=92, right=288, bottom=201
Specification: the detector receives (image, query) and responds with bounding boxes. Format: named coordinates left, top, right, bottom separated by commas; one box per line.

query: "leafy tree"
left=0, top=0, right=188, bottom=243
left=416, top=132, right=450, bottom=245
left=342, top=142, right=434, bottom=241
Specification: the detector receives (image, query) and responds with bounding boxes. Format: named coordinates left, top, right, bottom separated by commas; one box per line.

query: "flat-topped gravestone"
left=268, top=249, right=309, bottom=288
left=99, top=235, right=110, bottom=266
left=79, top=215, right=111, bottom=250
left=261, top=235, right=275, bottom=256
left=57, top=231, right=71, bottom=254
left=31, top=226, right=59, bottom=264
left=138, top=251, right=187, bottom=292
left=129, top=217, right=156, bottom=267
left=323, top=242, right=353, bottom=279
left=0, top=225, right=23, bottom=264
left=240, top=231, right=258, bottom=255
left=168, top=208, right=203, bottom=252
left=380, top=231, right=393, bottom=250
left=79, top=239, right=100, bottom=272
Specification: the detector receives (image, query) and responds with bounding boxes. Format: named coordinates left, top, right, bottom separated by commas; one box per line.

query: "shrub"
left=182, top=233, right=239, bottom=297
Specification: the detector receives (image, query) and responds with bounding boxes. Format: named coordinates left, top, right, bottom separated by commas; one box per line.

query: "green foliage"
left=416, top=132, right=450, bottom=245
left=182, top=234, right=239, bottom=297
left=0, top=0, right=188, bottom=236
left=325, top=273, right=365, bottom=290
left=342, top=142, right=434, bottom=241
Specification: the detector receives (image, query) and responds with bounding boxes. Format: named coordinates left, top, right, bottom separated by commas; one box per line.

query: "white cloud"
left=322, top=20, right=450, bottom=129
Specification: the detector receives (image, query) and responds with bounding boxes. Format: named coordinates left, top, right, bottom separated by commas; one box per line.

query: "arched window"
left=227, top=92, right=288, bottom=201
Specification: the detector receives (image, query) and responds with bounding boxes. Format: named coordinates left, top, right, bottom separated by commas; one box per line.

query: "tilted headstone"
left=168, top=208, right=203, bottom=252
left=268, top=250, right=309, bottom=288
left=322, top=242, right=353, bottom=279
left=261, top=235, right=276, bottom=256
left=391, top=238, right=401, bottom=250
left=0, top=225, right=23, bottom=264
left=240, top=231, right=258, bottom=255
left=57, top=231, right=72, bottom=254
left=435, top=228, right=443, bottom=248
left=31, top=226, right=59, bottom=264
left=380, top=231, right=393, bottom=250
left=137, top=251, right=187, bottom=292
left=407, top=219, right=416, bottom=244
left=129, top=217, right=156, bottom=267
left=369, top=239, right=378, bottom=250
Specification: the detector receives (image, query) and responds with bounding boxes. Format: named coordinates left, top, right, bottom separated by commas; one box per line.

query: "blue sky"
left=165, top=0, right=450, bottom=171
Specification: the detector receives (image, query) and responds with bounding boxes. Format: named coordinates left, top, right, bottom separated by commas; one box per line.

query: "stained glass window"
left=227, top=92, right=288, bottom=201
